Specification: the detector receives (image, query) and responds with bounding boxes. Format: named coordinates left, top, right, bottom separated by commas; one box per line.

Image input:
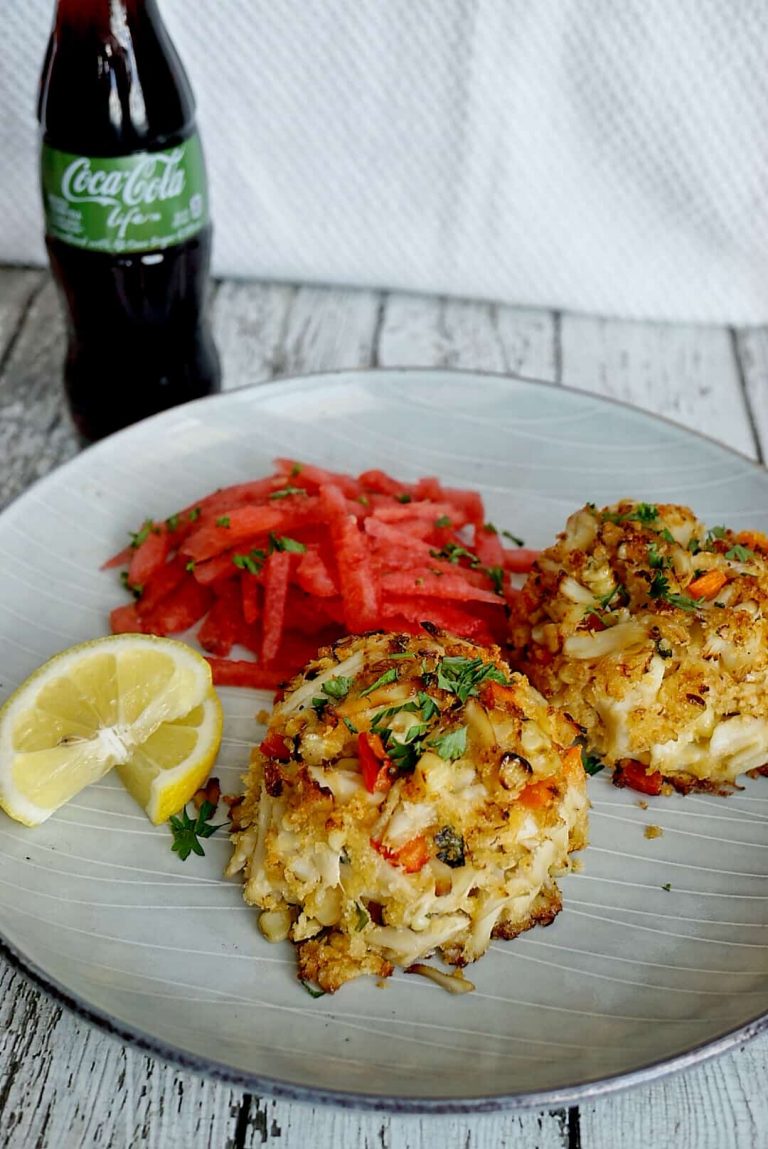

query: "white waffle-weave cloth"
left=1, top=0, right=767, bottom=324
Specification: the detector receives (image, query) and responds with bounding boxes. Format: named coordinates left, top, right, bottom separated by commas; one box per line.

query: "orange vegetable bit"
left=560, top=745, right=585, bottom=780
left=517, top=779, right=559, bottom=809
left=736, top=529, right=768, bottom=554
left=615, top=759, right=663, bottom=796
left=372, top=834, right=430, bottom=873
left=686, top=569, right=728, bottom=600
left=480, top=680, right=519, bottom=710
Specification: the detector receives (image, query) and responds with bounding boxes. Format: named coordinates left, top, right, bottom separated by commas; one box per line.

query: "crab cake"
left=510, top=500, right=768, bottom=794
left=226, top=628, right=588, bottom=993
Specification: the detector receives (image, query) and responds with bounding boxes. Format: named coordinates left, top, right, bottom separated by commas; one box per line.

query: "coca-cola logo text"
left=60, top=150, right=186, bottom=208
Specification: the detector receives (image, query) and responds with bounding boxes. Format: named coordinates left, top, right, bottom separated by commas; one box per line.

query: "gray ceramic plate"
left=1, top=370, right=767, bottom=1113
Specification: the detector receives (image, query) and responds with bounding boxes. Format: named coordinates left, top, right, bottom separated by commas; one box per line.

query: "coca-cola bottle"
left=38, top=0, right=221, bottom=443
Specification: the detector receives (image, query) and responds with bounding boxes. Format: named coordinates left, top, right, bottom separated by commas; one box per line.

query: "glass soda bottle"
left=37, top=0, right=221, bottom=443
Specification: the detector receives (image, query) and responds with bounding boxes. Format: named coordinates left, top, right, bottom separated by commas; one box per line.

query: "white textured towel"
left=2, top=0, right=767, bottom=323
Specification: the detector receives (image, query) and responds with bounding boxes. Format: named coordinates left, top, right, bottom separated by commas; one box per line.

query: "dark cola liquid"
left=38, top=0, right=220, bottom=443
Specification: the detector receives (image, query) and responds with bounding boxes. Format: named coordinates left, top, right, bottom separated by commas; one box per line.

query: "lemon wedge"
left=116, top=688, right=223, bottom=824
left=0, top=634, right=221, bottom=827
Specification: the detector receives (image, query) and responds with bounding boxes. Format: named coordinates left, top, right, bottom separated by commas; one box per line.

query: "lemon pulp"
left=0, top=634, right=221, bottom=826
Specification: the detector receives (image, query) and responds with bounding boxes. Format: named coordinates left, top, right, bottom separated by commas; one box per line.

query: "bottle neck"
left=40, top=0, right=195, bottom=154
left=54, top=0, right=156, bottom=31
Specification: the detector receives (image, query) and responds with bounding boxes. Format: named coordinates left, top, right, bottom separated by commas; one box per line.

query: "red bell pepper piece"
left=617, top=759, right=663, bottom=796
left=357, top=732, right=392, bottom=793
left=259, top=730, right=292, bottom=760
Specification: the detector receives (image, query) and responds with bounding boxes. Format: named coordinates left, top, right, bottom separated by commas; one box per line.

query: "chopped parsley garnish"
left=647, top=543, right=667, bottom=570
left=387, top=724, right=430, bottom=766
left=395, top=492, right=413, bottom=503
left=354, top=902, right=370, bottom=931
left=188, top=506, right=202, bottom=522
left=660, top=528, right=676, bottom=544
left=649, top=570, right=698, bottom=611
left=434, top=825, right=466, bottom=868
left=166, top=513, right=180, bottom=530
left=311, top=696, right=329, bottom=717
left=485, top=565, right=505, bottom=594
left=687, top=537, right=701, bottom=554
left=486, top=522, right=527, bottom=546
left=119, top=571, right=143, bottom=600
left=289, top=463, right=303, bottom=477
left=665, top=592, right=699, bottom=611
left=357, top=494, right=370, bottom=507
left=269, top=486, right=306, bottom=500
left=434, top=515, right=452, bottom=528
left=233, top=549, right=266, bottom=575
left=169, top=800, right=222, bottom=861
left=417, top=691, right=440, bottom=721
left=269, top=533, right=307, bottom=554
left=579, top=745, right=604, bottom=776
left=603, top=503, right=659, bottom=526
left=342, top=717, right=358, bottom=734
left=596, top=584, right=623, bottom=611
left=725, top=544, right=754, bottom=562
left=661, top=882, right=672, bottom=892
left=185, top=560, right=196, bottom=573
left=370, top=701, right=418, bottom=734
left=387, top=738, right=421, bottom=773
left=430, top=725, right=468, bottom=760
left=322, top=675, right=353, bottom=701
left=130, top=520, right=154, bottom=548
left=360, top=668, right=398, bottom=696
left=437, top=657, right=507, bottom=703
left=215, top=516, right=231, bottom=528
left=430, top=542, right=480, bottom=567
left=707, top=525, right=727, bottom=542
left=299, top=980, right=326, bottom=998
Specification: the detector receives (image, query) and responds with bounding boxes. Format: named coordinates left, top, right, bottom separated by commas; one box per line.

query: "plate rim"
left=2, top=365, right=768, bottom=1113
left=3, top=926, right=767, bottom=1115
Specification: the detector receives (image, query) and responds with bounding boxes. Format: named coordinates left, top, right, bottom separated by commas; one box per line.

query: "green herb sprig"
left=169, top=800, right=222, bottom=861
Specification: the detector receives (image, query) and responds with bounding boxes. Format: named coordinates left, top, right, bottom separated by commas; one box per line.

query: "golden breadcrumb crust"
left=227, top=628, right=588, bottom=992
left=510, top=501, right=768, bottom=791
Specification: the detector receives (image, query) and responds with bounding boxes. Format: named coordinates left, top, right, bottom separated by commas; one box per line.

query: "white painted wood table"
left=1, top=265, right=767, bottom=1147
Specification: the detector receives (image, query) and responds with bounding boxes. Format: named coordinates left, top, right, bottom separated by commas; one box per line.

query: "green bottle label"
left=40, top=134, right=209, bottom=253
